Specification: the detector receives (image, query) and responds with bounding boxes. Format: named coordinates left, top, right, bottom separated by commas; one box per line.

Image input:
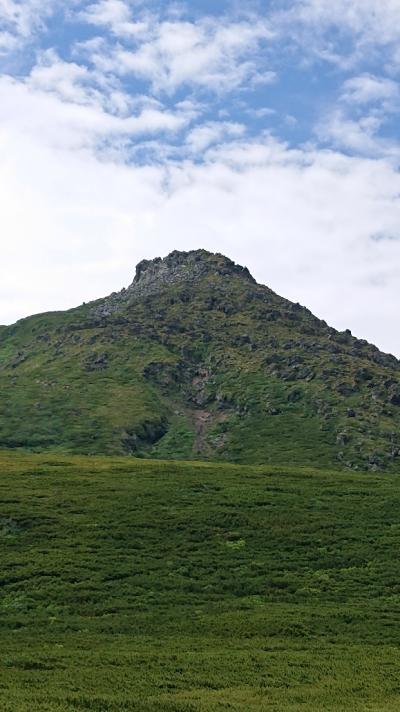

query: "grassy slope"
left=1, top=452, right=400, bottom=710
left=1, top=264, right=400, bottom=471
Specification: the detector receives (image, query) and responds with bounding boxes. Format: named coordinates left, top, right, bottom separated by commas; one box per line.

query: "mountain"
left=0, top=248, right=399, bottom=470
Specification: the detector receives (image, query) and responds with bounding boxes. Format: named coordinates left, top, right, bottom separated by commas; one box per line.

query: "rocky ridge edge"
left=94, top=249, right=256, bottom=316
left=128, top=249, right=256, bottom=298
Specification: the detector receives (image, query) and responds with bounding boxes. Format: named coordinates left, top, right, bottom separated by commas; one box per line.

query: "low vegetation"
left=1, top=451, right=400, bottom=710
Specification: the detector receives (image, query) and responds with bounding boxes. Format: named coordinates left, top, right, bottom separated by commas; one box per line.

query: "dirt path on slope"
left=192, top=409, right=212, bottom=454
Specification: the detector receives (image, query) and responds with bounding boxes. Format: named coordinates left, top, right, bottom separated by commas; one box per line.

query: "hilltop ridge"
left=0, top=248, right=399, bottom=470
left=95, top=249, right=257, bottom=317
left=130, top=249, right=256, bottom=295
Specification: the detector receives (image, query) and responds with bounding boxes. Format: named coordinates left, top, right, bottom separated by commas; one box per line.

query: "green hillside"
left=1, top=452, right=400, bottom=711
left=0, top=249, right=399, bottom=470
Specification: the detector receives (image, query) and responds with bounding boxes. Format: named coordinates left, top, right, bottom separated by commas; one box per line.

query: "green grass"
left=1, top=451, right=400, bottom=710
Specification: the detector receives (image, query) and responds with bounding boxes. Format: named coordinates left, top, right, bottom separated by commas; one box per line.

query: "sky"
left=1, top=0, right=400, bottom=355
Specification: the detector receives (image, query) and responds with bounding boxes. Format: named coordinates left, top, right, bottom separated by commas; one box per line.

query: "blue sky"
left=1, top=0, right=400, bottom=354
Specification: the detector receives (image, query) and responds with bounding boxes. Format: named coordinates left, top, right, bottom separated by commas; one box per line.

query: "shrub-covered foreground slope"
left=1, top=249, right=400, bottom=470
left=2, top=452, right=400, bottom=711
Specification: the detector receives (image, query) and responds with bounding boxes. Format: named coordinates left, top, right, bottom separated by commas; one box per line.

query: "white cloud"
left=341, top=74, right=399, bottom=106
left=79, top=0, right=149, bottom=39
left=82, top=13, right=274, bottom=94
left=315, top=74, right=400, bottom=160
left=273, top=0, right=400, bottom=69
left=81, top=0, right=131, bottom=26
left=0, top=29, right=15, bottom=51
left=186, top=121, right=245, bottom=152
left=28, top=49, right=142, bottom=118
left=285, top=0, right=400, bottom=42
left=75, top=1, right=400, bottom=95
left=0, top=0, right=55, bottom=51
left=0, top=74, right=194, bottom=154
left=316, top=110, right=393, bottom=158
left=246, top=107, right=276, bottom=119
left=29, top=50, right=100, bottom=106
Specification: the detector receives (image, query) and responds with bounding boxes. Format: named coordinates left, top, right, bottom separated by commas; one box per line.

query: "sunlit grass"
left=1, top=452, right=400, bottom=709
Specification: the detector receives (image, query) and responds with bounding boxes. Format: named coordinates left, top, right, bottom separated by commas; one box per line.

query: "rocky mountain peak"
left=128, top=249, right=256, bottom=298
left=2, top=245, right=400, bottom=471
